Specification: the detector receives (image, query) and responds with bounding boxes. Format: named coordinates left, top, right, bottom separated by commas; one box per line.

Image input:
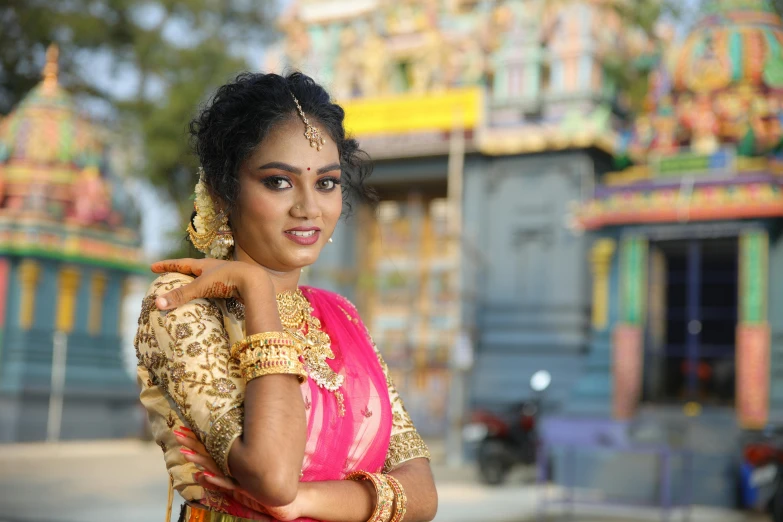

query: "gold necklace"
left=276, top=290, right=346, bottom=416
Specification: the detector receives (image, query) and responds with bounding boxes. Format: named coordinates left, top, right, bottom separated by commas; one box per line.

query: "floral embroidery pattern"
left=135, top=274, right=245, bottom=475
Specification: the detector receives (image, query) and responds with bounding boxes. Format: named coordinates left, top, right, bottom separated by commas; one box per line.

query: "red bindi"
left=307, top=167, right=311, bottom=171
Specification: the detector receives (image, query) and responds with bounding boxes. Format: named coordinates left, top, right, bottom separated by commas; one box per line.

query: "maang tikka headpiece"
left=290, top=92, right=326, bottom=151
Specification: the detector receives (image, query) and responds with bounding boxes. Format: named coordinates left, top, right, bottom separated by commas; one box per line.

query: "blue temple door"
left=644, top=238, right=738, bottom=405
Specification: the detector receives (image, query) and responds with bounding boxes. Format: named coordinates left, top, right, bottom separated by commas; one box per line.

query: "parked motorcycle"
left=743, top=430, right=783, bottom=521
left=463, top=370, right=551, bottom=485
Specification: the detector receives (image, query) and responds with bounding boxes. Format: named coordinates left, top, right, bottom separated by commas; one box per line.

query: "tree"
left=0, top=0, right=278, bottom=223
left=600, top=0, right=693, bottom=114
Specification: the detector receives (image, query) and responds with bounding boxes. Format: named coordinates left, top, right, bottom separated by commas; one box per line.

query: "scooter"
left=463, top=370, right=551, bottom=485
left=743, top=431, right=783, bottom=521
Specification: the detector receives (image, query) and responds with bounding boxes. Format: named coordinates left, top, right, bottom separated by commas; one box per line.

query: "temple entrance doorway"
left=643, top=238, right=738, bottom=406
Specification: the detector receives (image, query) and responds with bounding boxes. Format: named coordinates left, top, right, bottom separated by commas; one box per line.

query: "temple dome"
left=0, top=45, right=130, bottom=228
left=0, top=46, right=103, bottom=178
left=672, top=0, right=783, bottom=93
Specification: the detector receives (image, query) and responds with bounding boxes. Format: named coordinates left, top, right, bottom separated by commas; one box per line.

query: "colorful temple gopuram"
left=0, top=46, right=144, bottom=442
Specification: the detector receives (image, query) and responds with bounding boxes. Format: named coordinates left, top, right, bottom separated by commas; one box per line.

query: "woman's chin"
left=287, top=252, right=322, bottom=271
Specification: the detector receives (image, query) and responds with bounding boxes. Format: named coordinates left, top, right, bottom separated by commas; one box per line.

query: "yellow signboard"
left=340, top=87, right=483, bottom=136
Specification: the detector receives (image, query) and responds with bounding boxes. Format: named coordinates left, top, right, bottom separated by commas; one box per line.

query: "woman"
left=135, top=72, right=438, bottom=522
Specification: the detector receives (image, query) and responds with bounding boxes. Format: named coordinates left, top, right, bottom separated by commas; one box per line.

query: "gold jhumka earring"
left=290, top=92, right=326, bottom=151
left=187, top=169, right=234, bottom=259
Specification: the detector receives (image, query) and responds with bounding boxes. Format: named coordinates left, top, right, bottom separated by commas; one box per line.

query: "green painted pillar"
left=737, top=229, right=770, bottom=429
left=620, top=236, right=648, bottom=326
left=613, top=236, right=647, bottom=419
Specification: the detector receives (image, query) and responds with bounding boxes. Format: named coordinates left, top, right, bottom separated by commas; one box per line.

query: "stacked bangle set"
left=346, top=470, right=408, bottom=522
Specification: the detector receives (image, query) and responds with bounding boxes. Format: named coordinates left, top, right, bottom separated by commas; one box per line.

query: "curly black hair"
left=188, top=71, right=374, bottom=218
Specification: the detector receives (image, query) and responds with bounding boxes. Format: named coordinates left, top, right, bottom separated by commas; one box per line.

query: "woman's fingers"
left=151, top=258, right=200, bottom=274
left=156, top=273, right=215, bottom=310
left=180, top=448, right=222, bottom=476
left=194, top=472, right=217, bottom=490
left=174, top=429, right=208, bottom=455
left=202, top=473, right=239, bottom=491
left=195, top=476, right=274, bottom=522
left=154, top=263, right=241, bottom=310
left=175, top=429, right=225, bottom=481
left=156, top=281, right=193, bottom=310
left=195, top=472, right=230, bottom=492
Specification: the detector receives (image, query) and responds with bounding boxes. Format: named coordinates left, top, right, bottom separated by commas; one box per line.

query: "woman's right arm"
left=153, top=259, right=307, bottom=507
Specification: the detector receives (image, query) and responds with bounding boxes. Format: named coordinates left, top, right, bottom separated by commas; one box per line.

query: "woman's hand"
left=175, top=428, right=305, bottom=522
left=151, top=258, right=271, bottom=311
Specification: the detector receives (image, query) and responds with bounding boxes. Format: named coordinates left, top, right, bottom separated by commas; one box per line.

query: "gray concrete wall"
left=463, top=152, right=593, bottom=410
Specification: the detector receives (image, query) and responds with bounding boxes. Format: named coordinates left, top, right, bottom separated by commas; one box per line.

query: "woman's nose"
left=291, top=188, right=320, bottom=219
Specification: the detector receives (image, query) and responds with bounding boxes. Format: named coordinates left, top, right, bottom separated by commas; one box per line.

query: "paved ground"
left=0, top=440, right=768, bottom=522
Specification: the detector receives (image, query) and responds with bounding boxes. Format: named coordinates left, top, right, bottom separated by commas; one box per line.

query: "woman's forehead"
left=251, top=118, right=339, bottom=166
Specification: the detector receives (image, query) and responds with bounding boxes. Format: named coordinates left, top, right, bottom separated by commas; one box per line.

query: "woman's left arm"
left=183, top=445, right=437, bottom=522
left=295, top=458, right=437, bottom=522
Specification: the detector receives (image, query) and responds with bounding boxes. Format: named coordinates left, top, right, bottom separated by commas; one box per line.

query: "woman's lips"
left=284, top=229, right=321, bottom=245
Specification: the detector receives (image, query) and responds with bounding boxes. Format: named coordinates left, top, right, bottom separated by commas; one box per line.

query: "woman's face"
left=230, top=116, right=343, bottom=273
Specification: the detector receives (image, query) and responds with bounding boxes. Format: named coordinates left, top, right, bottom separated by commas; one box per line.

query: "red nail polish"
left=180, top=426, right=192, bottom=432
left=180, top=448, right=195, bottom=455
left=173, top=430, right=186, bottom=438
left=203, top=471, right=215, bottom=478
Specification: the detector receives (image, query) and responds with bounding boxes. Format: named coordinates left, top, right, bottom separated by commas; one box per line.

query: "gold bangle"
left=230, top=332, right=296, bottom=358
left=385, top=475, right=407, bottom=522
left=239, top=344, right=307, bottom=384
left=243, top=359, right=307, bottom=383
left=237, top=344, right=301, bottom=367
left=346, top=471, right=395, bottom=522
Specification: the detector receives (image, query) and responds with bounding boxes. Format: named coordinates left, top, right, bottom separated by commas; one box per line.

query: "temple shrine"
left=0, top=46, right=144, bottom=441
left=567, top=0, right=783, bottom=506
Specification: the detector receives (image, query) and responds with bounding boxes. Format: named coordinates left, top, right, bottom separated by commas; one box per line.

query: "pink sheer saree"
left=202, top=287, right=393, bottom=522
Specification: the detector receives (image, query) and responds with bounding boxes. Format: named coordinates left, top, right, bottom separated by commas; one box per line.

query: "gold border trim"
left=206, top=407, right=244, bottom=477
left=384, top=430, right=431, bottom=472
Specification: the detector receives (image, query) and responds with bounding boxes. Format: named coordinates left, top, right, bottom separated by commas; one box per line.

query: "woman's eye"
left=262, top=176, right=293, bottom=190
left=317, top=177, right=341, bottom=190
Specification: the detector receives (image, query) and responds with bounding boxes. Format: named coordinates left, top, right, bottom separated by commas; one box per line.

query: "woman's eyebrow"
left=258, top=161, right=300, bottom=174
left=317, top=163, right=341, bottom=175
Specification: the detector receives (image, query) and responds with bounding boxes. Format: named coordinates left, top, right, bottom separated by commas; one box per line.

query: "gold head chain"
left=290, top=92, right=326, bottom=151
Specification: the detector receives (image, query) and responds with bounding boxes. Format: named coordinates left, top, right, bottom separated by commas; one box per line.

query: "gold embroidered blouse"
left=135, top=272, right=429, bottom=499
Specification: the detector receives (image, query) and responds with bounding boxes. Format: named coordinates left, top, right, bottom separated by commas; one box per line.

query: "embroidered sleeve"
left=135, top=273, right=244, bottom=476
left=372, top=344, right=431, bottom=472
